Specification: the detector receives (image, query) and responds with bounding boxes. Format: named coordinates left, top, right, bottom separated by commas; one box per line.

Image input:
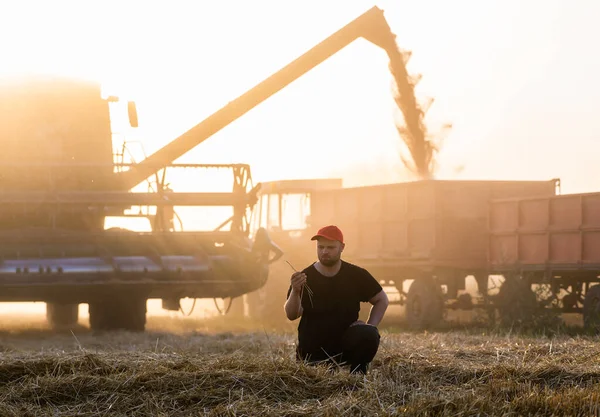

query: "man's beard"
left=319, top=255, right=339, bottom=267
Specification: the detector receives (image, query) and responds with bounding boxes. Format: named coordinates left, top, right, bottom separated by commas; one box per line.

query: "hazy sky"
left=0, top=0, right=598, bottom=194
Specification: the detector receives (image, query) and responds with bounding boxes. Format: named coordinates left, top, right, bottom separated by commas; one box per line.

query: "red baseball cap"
left=311, top=225, right=344, bottom=244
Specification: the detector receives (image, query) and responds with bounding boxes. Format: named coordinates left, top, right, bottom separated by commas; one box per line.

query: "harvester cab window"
left=250, top=191, right=312, bottom=237
left=267, top=193, right=280, bottom=231
left=280, top=193, right=311, bottom=231
left=249, top=193, right=270, bottom=236
left=260, top=194, right=269, bottom=229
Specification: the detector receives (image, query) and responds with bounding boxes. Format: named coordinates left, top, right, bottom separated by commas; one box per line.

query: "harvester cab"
left=249, top=178, right=343, bottom=249
left=105, top=93, right=139, bottom=129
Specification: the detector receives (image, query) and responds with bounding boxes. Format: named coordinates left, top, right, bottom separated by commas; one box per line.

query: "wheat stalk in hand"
left=286, top=260, right=313, bottom=309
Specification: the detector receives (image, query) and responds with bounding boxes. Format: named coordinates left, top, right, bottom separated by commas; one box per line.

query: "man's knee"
left=343, top=323, right=380, bottom=346
left=341, top=324, right=381, bottom=364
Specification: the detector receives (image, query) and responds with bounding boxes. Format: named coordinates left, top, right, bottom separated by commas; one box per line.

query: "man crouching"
left=284, top=225, right=389, bottom=374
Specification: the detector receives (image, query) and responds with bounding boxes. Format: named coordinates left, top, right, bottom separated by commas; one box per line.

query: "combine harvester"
left=0, top=78, right=263, bottom=332
left=0, top=6, right=429, bottom=332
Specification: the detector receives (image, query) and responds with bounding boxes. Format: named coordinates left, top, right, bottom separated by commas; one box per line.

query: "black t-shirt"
left=286, top=260, right=383, bottom=357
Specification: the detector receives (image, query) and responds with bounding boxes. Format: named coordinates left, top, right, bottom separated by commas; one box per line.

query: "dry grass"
left=0, top=314, right=598, bottom=416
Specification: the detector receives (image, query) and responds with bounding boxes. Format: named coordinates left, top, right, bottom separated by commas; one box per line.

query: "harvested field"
left=0, top=313, right=598, bottom=416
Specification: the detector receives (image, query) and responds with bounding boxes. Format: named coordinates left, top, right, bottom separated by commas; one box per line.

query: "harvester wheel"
left=46, top=303, right=79, bottom=329
left=89, top=296, right=147, bottom=332
left=405, top=277, right=444, bottom=330
left=495, top=276, right=537, bottom=327
left=583, top=284, right=600, bottom=333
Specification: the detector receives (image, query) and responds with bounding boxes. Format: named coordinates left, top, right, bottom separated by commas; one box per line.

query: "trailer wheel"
left=496, top=276, right=537, bottom=327
left=583, top=284, right=600, bottom=333
left=89, top=296, right=147, bottom=332
left=46, top=303, right=79, bottom=329
left=405, top=277, right=444, bottom=330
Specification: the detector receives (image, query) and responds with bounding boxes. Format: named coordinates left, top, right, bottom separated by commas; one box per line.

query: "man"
left=284, top=225, right=389, bottom=374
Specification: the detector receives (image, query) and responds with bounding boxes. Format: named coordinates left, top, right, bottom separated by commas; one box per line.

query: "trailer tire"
left=405, top=277, right=444, bottom=330
left=89, top=296, right=147, bottom=332
left=583, top=284, right=600, bottom=333
left=46, top=303, right=79, bottom=329
left=496, top=276, right=537, bottom=327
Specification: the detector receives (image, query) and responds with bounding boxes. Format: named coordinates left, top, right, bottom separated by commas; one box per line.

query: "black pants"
left=296, top=324, right=381, bottom=374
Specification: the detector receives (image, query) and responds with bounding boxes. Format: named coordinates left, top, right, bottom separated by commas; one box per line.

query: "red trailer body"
left=310, top=179, right=559, bottom=278
left=489, top=191, right=600, bottom=273
left=488, top=191, right=600, bottom=330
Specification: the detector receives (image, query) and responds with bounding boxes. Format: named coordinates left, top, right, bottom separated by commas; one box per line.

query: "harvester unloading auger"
left=0, top=6, right=427, bottom=332
left=115, top=6, right=430, bottom=190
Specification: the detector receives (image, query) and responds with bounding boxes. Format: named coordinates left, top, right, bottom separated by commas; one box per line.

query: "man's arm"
left=366, top=289, right=389, bottom=327
left=284, top=288, right=304, bottom=320
left=284, top=271, right=306, bottom=320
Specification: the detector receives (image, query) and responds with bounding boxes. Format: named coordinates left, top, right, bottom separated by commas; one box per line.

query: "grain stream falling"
left=388, top=44, right=438, bottom=180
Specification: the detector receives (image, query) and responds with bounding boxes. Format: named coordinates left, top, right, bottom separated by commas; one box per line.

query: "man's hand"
left=290, top=271, right=307, bottom=293
left=350, top=320, right=374, bottom=327
left=285, top=271, right=306, bottom=321
left=366, top=290, right=389, bottom=327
